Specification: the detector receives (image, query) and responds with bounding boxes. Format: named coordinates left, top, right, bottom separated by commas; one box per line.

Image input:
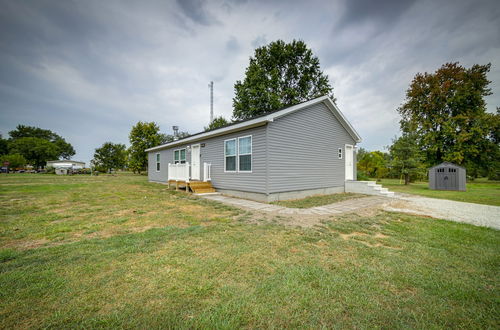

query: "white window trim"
left=173, top=148, right=186, bottom=164
left=155, top=153, right=161, bottom=172
left=238, top=135, right=252, bottom=173
left=224, top=138, right=237, bottom=172
left=338, top=147, right=343, bottom=160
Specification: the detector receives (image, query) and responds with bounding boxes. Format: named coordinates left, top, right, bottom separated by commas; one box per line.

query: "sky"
left=0, top=0, right=499, bottom=165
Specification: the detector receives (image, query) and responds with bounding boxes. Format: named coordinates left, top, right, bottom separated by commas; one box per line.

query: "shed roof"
left=146, top=96, right=361, bottom=152
left=429, top=162, right=466, bottom=170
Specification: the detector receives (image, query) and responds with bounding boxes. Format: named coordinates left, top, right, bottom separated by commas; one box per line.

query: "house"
left=46, top=160, right=86, bottom=175
left=429, top=162, right=466, bottom=191
left=146, top=96, right=363, bottom=202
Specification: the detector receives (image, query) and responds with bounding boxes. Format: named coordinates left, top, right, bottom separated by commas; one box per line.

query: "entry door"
left=191, top=144, right=201, bottom=180
left=345, top=145, right=354, bottom=181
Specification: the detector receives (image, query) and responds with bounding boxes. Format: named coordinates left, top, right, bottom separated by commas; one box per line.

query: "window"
left=338, top=148, right=343, bottom=159
left=238, top=136, right=252, bottom=172
left=224, top=139, right=236, bottom=171
left=174, top=148, right=186, bottom=164
left=156, top=153, right=160, bottom=171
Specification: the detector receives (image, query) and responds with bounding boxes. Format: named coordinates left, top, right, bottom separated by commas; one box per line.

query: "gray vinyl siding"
left=267, top=102, right=356, bottom=193
left=148, top=125, right=267, bottom=193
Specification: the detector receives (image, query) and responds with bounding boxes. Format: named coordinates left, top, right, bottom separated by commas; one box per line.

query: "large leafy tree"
left=9, top=137, right=59, bottom=167
left=389, top=133, right=425, bottom=185
left=357, top=151, right=389, bottom=180
left=0, top=153, right=27, bottom=169
left=398, top=62, right=497, bottom=176
left=233, top=39, right=334, bottom=120
left=92, top=142, right=127, bottom=173
left=128, top=122, right=165, bottom=173
left=0, top=134, right=8, bottom=156
left=8, top=125, right=75, bottom=160
left=204, top=116, right=230, bottom=131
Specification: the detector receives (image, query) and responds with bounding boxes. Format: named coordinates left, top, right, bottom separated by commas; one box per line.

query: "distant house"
left=146, top=96, right=384, bottom=202
left=46, top=160, right=85, bottom=175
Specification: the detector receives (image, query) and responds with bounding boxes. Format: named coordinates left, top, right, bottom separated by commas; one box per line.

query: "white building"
left=46, top=160, right=86, bottom=175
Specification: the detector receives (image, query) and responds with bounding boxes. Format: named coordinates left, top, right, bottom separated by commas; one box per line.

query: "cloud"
left=0, top=0, right=499, bottom=165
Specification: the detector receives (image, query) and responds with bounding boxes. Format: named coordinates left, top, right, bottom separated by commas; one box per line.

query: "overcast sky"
left=1, top=0, right=499, bottom=164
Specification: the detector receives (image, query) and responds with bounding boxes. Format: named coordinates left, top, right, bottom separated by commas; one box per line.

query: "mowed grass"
left=1, top=174, right=499, bottom=328
left=378, top=178, right=500, bottom=206
left=272, top=192, right=366, bottom=208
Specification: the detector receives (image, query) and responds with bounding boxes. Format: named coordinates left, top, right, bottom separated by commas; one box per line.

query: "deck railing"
left=168, top=162, right=190, bottom=181
left=203, top=163, right=212, bottom=181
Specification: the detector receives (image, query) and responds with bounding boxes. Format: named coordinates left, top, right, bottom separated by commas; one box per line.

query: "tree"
left=0, top=153, right=27, bottom=169
left=389, top=134, right=425, bottom=185
left=128, top=122, right=164, bottom=173
left=205, top=116, right=230, bottom=131
left=233, top=39, right=334, bottom=120
left=398, top=62, right=497, bottom=176
left=8, top=137, right=59, bottom=167
left=357, top=151, right=389, bottom=180
left=92, top=142, right=127, bottom=173
left=160, top=131, right=190, bottom=144
left=0, top=134, right=8, bottom=156
left=8, top=125, right=75, bottom=160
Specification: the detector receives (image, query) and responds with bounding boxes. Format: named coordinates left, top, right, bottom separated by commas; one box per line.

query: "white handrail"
left=168, top=162, right=190, bottom=181
left=203, top=163, right=211, bottom=182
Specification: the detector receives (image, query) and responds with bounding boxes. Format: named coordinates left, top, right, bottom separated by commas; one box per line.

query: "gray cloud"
left=0, top=0, right=499, bottom=165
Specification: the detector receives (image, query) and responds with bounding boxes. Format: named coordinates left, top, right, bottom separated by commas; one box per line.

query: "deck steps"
left=187, top=181, right=216, bottom=194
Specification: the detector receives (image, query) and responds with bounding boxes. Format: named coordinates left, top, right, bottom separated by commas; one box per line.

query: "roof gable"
left=146, top=96, right=361, bottom=152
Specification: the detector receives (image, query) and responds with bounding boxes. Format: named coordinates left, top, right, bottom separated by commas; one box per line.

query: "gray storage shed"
left=429, top=162, right=466, bottom=191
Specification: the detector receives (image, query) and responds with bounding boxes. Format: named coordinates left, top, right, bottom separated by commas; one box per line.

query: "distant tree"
left=205, top=116, right=230, bottom=131
left=0, top=134, right=8, bottom=156
left=8, top=125, right=75, bottom=160
left=160, top=131, right=190, bottom=144
left=8, top=137, right=59, bottom=167
left=357, top=151, right=389, bottom=180
left=389, top=133, right=425, bottom=185
left=233, top=39, right=334, bottom=120
left=128, top=122, right=164, bottom=174
left=0, top=153, right=27, bottom=169
left=398, top=62, right=497, bottom=177
left=92, top=142, right=127, bottom=173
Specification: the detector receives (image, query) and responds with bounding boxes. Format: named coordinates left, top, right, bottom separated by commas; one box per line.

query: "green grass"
left=378, top=178, right=500, bottom=206
left=1, top=174, right=499, bottom=328
left=272, top=193, right=366, bottom=208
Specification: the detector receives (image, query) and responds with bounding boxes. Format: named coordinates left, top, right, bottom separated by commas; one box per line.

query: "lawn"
left=377, top=178, right=500, bottom=206
left=272, top=192, right=366, bottom=208
left=1, top=174, right=499, bottom=328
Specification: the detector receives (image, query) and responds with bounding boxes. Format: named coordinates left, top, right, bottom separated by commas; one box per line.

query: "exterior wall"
left=148, top=125, right=267, bottom=193
left=266, top=102, right=356, bottom=194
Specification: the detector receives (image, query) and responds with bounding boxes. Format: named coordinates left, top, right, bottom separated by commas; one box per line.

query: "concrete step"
left=345, top=180, right=395, bottom=197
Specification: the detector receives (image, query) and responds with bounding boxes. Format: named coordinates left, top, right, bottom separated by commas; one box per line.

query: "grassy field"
left=1, top=174, right=499, bottom=328
left=377, top=178, right=500, bottom=206
left=272, top=193, right=366, bottom=208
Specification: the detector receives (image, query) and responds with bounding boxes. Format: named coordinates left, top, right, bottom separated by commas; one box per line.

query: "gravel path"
left=385, top=194, right=500, bottom=230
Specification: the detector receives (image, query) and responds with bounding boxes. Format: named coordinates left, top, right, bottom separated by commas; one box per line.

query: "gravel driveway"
left=385, top=194, right=500, bottom=230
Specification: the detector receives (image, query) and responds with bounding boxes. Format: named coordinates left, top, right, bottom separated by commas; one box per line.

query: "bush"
left=357, top=171, right=370, bottom=181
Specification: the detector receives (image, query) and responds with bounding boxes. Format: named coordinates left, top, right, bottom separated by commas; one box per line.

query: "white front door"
left=345, top=144, right=354, bottom=181
left=191, top=144, right=201, bottom=180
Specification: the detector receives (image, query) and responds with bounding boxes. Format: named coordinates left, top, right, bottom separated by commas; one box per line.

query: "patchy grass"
left=272, top=193, right=366, bottom=208
left=0, top=174, right=499, bottom=328
left=378, top=178, right=500, bottom=206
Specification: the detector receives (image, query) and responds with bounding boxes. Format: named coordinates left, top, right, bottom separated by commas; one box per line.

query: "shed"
left=428, top=162, right=466, bottom=191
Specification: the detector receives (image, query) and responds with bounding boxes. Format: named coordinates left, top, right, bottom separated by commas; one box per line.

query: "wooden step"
left=187, top=181, right=216, bottom=194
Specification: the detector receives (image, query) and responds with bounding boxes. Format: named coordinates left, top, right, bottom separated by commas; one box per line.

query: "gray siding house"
left=146, top=96, right=362, bottom=202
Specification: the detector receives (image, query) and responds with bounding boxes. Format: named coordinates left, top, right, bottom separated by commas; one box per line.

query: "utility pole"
left=208, top=81, right=213, bottom=123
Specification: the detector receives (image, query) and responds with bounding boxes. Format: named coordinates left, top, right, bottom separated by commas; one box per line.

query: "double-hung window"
left=156, top=153, right=160, bottom=171
left=174, top=149, right=186, bottom=164
left=238, top=136, right=252, bottom=172
left=224, top=139, right=236, bottom=171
